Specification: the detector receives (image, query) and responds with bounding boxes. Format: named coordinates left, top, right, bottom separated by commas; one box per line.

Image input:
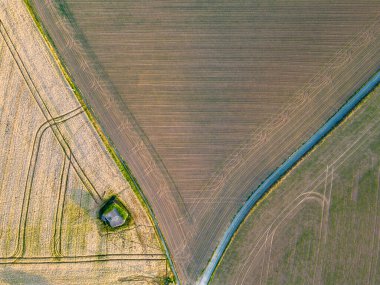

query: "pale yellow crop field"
left=0, top=1, right=170, bottom=284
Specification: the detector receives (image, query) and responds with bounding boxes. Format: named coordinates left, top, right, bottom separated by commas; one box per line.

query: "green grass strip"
left=23, top=1, right=178, bottom=283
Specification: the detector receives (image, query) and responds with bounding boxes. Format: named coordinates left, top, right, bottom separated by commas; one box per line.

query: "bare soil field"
left=212, top=86, right=380, bottom=285
left=29, top=0, right=380, bottom=282
left=0, top=1, right=171, bottom=283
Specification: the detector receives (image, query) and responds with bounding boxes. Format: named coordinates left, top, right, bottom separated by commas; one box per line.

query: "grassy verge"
left=23, top=1, right=177, bottom=283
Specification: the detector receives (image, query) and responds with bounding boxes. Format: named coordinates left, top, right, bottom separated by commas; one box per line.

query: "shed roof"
left=101, top=207, right=126, bottom=228
left=99, top=196, right=130, bottom=228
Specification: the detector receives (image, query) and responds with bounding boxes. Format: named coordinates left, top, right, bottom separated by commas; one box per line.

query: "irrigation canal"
left=198, top=70, right=380, bottom=285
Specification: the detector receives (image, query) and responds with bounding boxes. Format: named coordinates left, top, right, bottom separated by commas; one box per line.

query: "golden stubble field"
left=29, top=0, right=380, bottom=283
left=0, top=1, right=170, bottom=284
left=212, top=86, right=380, bottom=285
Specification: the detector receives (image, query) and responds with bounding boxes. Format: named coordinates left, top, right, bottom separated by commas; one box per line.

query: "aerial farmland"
left=1, top=0, right=380, bottom=284
left=212, top=85, right=380, bottom=285
left=27, top=0, right=380, bottom=283
left=0, top=0, right=172, bottom=283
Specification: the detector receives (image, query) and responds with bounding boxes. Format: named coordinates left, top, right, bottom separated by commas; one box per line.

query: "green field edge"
left=22, top=1, right=178, bottom=283
left=208, top=81, right=380, bottom=284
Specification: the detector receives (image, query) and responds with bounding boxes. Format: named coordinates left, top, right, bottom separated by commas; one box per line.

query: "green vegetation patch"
left=99, top=196, right=131, bottom=229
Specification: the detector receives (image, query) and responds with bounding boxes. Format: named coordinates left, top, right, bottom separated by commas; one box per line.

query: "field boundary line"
left=232, top=107, right=380, bottom=285
left=18, top=3, right=180, bottom=282
left=199, top=69, right=380, bottom=284
left=0, top=255, right=167, bottom=265
left=39, top=0, right=189, bottom=219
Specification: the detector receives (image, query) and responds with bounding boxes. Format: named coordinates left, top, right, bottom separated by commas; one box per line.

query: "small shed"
left=99, top=196, right=130, bottom=228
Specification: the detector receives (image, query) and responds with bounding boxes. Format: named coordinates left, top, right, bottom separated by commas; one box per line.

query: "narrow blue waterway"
left=198, top=70, right=380, bottom=285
